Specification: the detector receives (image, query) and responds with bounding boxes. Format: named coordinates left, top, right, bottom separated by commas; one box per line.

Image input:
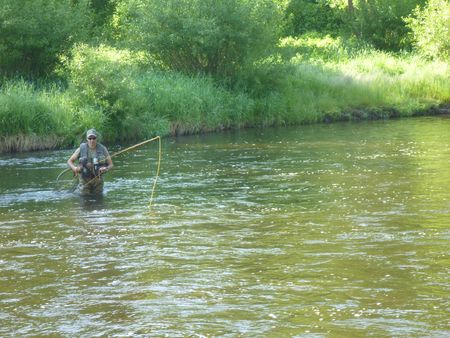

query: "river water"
left=0, top=116, right=449, bottom=337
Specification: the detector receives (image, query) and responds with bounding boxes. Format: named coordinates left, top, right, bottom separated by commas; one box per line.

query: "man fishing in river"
left=67, top=129, right=113, bottom=195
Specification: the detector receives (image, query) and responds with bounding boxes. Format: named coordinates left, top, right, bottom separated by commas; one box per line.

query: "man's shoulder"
left=97, top=143, right=108, bottom=153
left=78, top=142, right=87, bottom=155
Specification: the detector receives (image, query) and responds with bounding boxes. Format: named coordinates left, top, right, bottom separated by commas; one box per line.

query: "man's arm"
left=67, top=148, right=81, bottom=176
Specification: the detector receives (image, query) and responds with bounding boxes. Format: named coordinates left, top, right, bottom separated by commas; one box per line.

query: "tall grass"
left=258, top=35, right=450, bottom=124
left=278, top=33, right=370, bottom=63
left=337, top=52, right=449, bottom=114
left=1, top=37, right=448, bottom=153
left=0, top=80, right=71, bottom=152
left=0, top=79, right=113, bottom=152
left=66, top=44, right=255, bottom=141
left=133, top=72, right=254, bottom=136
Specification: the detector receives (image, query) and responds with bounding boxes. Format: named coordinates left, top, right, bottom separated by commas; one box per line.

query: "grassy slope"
left=1, top=36, right=449, bottom=153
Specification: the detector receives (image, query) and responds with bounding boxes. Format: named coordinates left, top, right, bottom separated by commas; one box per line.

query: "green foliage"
left=65, top=44, right=153, bottom=141
left=347, top=0, right=426, bottom=51
left=114, top=0, right=282, bottom=78
left=278, top=33, right=371, bottom=62
left=1, top=0, right=449, bottom=153
left=405, top=0, right=450, bottom=60
left=0, top=80, right=76, bottom=151
left=284, top=0, right=345, bottom=36
left=0, top=0, right=92, bottom=77
left=65, top=44, right=254, bottom=140
left=0, top=77, right=112, bottom=150
left=239, top=35, right=449, bottom=126
left=336, top=51, right=449, bottom=110
left=0, top=81, right=59, bottom=136
left=90, top=0, right=118, bottom=28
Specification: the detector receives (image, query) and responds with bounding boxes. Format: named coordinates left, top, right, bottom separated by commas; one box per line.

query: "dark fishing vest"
left=79, top=142, right=108, bottom=179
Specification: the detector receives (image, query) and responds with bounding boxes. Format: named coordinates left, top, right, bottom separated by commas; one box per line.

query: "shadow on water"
left=78, top=193, right=106, bottom=211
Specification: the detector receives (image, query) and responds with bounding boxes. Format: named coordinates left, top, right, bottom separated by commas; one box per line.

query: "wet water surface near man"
left=0, top=116, right=449, bottom=336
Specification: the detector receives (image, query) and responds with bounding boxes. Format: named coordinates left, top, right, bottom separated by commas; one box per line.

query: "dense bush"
left=405, top=0, right=450, bottom=60
left=113, top=0, right=282, bottom=78
left=346, top=0, right=426, bottom=51
left=0, top=1, right=449, bottom=153
left=284, top=0, right=344, bottom=36
left=90, top=0, right=118, bottom=30
left=65, top=44, right=255, bottom=140
left=0, top=0, right=92, bottom=77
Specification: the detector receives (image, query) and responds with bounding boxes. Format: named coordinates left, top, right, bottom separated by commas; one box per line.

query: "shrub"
left=405, top=0, right=450, bottom=60
left=114, top=0, right=282, bottom=78
left=0, top=0, right=92, bottom=77
left=347, top=0, right=426, bottom=51
left=283, top=0, right=344, bottom=36
left=65, top=44, right=255, bottom=140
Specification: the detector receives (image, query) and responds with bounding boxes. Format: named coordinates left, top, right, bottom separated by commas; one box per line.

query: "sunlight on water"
left=0, top=116, right=449, bottom=336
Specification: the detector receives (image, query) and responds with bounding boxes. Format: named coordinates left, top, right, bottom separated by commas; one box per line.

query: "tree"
left=284, top=0, right=345, bottom=36
left=405, top=0, right=450, bottom=60
left=114, top=0, right=282, bottom=78
left=0, top=0, right=91, bottom=77
left=348, top=0, right=426, bottom=51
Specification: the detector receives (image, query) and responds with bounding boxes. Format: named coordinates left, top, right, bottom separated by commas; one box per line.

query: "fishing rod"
left=56, top=136, right=162, bottom=208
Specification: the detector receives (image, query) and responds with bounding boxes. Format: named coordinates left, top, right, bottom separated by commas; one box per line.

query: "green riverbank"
left=1, top=1, right=449, bottom=153
left=1, top=45, right=448, bottom=154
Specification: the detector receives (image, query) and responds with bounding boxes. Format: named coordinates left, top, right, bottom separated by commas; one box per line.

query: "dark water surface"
left=1, top=117, right=449, bottom=337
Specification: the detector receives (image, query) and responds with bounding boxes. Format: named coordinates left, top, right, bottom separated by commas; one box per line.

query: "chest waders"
left=78, top=143, right=108, bottom=195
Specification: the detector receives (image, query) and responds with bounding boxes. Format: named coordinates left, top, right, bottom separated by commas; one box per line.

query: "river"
left=0, top=116, right=449, bottom=337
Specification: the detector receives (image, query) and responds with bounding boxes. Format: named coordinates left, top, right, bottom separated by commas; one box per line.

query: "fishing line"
left=56, top=136, right=162, bottom=209
left=149, top=136, right=161, bottom=210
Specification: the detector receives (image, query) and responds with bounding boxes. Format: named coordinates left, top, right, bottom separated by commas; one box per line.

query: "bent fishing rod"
left=57, top=136, right=161, bottom=208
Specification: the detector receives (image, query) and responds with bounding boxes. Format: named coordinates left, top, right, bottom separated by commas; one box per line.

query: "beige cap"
left=86, top=129, right=97, bottom=138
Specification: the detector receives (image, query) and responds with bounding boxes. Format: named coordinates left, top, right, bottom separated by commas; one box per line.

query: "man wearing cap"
left=67, top=129, right=113, bottom=195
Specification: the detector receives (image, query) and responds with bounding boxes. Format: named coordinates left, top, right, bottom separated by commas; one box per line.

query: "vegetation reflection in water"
left=0, top=116, right=449, bottom=337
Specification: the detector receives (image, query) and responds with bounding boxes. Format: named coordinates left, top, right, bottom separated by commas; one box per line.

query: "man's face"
left=87, top=135, right=97, bottom=148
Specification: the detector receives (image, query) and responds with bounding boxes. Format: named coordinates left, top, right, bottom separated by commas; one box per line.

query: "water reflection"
left=0, top=117, right=449, bottom=337
left=78, top=194, right=106, bottom=211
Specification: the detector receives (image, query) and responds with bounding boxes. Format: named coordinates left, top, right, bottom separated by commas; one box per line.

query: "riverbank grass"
left=0, top=35, right=449, bottom=153
left=0, top=80, right=69, bottom=152
left=271, top=35, right=449, bottom=123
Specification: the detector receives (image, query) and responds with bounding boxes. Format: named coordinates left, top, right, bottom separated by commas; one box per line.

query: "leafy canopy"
left=114, top=0, right=282, bottom=78
left=405, top=0, right=450, bottom=60
left=0, top=0, right=91, bottom=76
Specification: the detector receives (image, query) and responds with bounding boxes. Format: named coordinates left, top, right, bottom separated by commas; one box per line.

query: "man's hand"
left=73, top=166, right=81, bottom=177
